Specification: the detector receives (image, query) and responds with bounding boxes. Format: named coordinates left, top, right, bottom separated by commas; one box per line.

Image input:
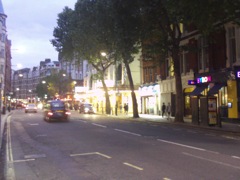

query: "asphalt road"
left=2, top=109, right=240, bottom=180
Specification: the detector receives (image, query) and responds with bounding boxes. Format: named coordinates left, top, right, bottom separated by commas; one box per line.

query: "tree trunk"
left=101, top=78, right=111, bottom=114
left=123, top=58, right=139, bottom=118
left=172, top=46, right=184, bottom=123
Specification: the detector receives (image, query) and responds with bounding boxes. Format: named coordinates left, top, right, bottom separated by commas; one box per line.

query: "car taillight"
left=48, top=112, right=53, bottom=116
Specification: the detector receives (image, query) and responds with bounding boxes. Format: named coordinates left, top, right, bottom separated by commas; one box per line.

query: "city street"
left=2, top=109, right=240, bottom=180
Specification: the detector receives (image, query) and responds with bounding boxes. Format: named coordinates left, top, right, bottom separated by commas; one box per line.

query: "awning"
left=208, top=83, right=225, bottom=95
left=189, top=86, right=207, bottom=96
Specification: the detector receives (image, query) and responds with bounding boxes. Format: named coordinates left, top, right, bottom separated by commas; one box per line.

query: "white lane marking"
left=96, top=152, right=112, bottom=159
left=205, top=133, right=216, bottom=137
left=123, top=162, right=143, bottom=171
left=221, top=135, right=237, bottom=140
left=172, top=128, right=181, bottom=131
left=24, top=154, right=46, bottom=159
left=92, top=123, right=107, bottom=128
left=183, top=152, right=240, bottom=170
left=114, top=129, right=141, bottom=137
left=163, top=178, right=172, bottom=180
left=187, top=130, right=197, bottom=134
left=36, top=134, right=47, bottom=137
left=79, top=120, right=87, bottom=123
left=70, top=152, right=111, bottom=159
left=70, top=152, right=96, bottom=157
left=157, top=139, right=206, bottom=151
left=6, top=116, right=16, bottom=180
left=28, top=123, right=39, bottom=126
left=232, top=156, right=240, bottom=160
left=13, top=159, right=35, bottom=163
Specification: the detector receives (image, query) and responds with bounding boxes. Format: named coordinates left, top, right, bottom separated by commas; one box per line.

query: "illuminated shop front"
left=189, top=69, right=238, bottom=121
left=139, top=83, right=160, bottom=115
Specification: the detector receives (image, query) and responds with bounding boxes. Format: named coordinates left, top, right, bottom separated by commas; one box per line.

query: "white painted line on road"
left=70, top=152, right=97, bottom=157
left=96, top=152, right=112, bottom=159
left=6, top=116, right=16, bottom=180
left=13, top=159, right=35, bottom=163
left=123, top=162, right=143, bottom=171
left=187, top=130, right=197, bottom=134
left=70, top=152, right=112, bottom=159
left=232, top=156, right=240, bottom=160
left=163, top=178, right=172, bottom=180
left=24, top=154, right=46, bottom=159
left=114, top=129, right=141, bottom=137
left=92, top=123, right=107, bottom=128
left=79, top=120, right=87, bottom=123
left=28, top=123, right=39, bottom=126
left=183, top=152, right=240, bottom=170
left=36, top=134, right=47, bottom=137
left=172, top=128, right=181, bottom=131
left=221, top=135, right=237, bottom=140
left=157, top=139, right=206, bottom=151
left=205, top=133, right=216, bottom=137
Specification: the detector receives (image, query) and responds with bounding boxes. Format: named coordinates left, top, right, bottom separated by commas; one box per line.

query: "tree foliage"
left=139, top=0, right=240, bottom=122
left=35, top=71, right=73, bottom=100
left=51, top=0, right=142, bottom=116
left=51, top=0, right=240, bottom=120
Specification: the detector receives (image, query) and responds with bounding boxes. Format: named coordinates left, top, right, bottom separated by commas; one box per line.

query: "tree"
left=139, top=0, right=240, bottom=122
left=36, top=71, right=72, bottom=100
left=51, top=0, right=141, bottom=116
left=35, top=82, right=48, bottom=100
left=73, top=0, right=142, bottom=117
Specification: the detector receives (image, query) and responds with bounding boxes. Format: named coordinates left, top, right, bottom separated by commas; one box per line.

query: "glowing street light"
left=101, top=52, right=107, bottom=57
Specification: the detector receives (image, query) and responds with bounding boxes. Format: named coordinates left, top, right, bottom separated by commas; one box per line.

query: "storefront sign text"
left=197, top=76, right=211, bottom=84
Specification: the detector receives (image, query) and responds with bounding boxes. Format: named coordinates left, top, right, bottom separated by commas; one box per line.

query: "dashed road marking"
left=157, top=139, right=206, bottom=151
left=70, top=152, right=112, bottom=159
left=123, top=162, right=143, bottom=171
left=24, top=154, right=46, bottom=159
left=13, top=159, right=35, bottom=163
left=79, top=120, right=87, bottom=123
left=114, top=129, right=141, bottom=136
left=92, top=123, right=107, bottom=128
left=232, top=156, right=240, bottom=160
left=28, top=123, right=39, bottom=126
left=183, top=152, right=240, bottom=170
left=187, top=130, right=197, bottom=133
left=36, top=134, right=47, bottom=137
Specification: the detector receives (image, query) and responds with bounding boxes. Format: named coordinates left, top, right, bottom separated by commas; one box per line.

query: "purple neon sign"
left=197, top=76, right=211, bottom=84
left=237, top=71, right=240, bottom=78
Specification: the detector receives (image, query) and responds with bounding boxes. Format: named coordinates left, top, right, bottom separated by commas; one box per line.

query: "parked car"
left=25, top=104, right=37, bottom=113
left=43, top=100, right=71, bottom=122
left=79, top=103, right=95, bottom=114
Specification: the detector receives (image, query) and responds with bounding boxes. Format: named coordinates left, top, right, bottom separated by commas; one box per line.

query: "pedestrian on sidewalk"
left=166, top=102, right=171, bottom=120
left=7, top=104, right=11, bottom=112
left=124, top=103, right=128, bottom=115
left=161, top=103, right=166, bottom=117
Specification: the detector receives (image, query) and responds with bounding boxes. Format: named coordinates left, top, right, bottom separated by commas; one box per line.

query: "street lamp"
left=101, top=52, right=107, bottom=57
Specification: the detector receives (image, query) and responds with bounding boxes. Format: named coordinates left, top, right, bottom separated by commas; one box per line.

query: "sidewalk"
left=101, top=112, right=240, bottom=135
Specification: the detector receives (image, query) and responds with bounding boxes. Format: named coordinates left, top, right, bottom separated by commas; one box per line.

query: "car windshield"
left=27, top=104, right=36, bottom=107
left=84, top=104, right=92, bottom=107
left=52, top=102, right=65, bottom=108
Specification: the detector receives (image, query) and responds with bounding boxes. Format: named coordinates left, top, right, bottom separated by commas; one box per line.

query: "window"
left=198, top=36, right=209, bottom=70
left=165, top=58, right=170, bottom=77
left=228, top=27, right=236, bottom=66
left=0, top=49, right=4, bottom=58
left=143, top=67, right=156, bottom=83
